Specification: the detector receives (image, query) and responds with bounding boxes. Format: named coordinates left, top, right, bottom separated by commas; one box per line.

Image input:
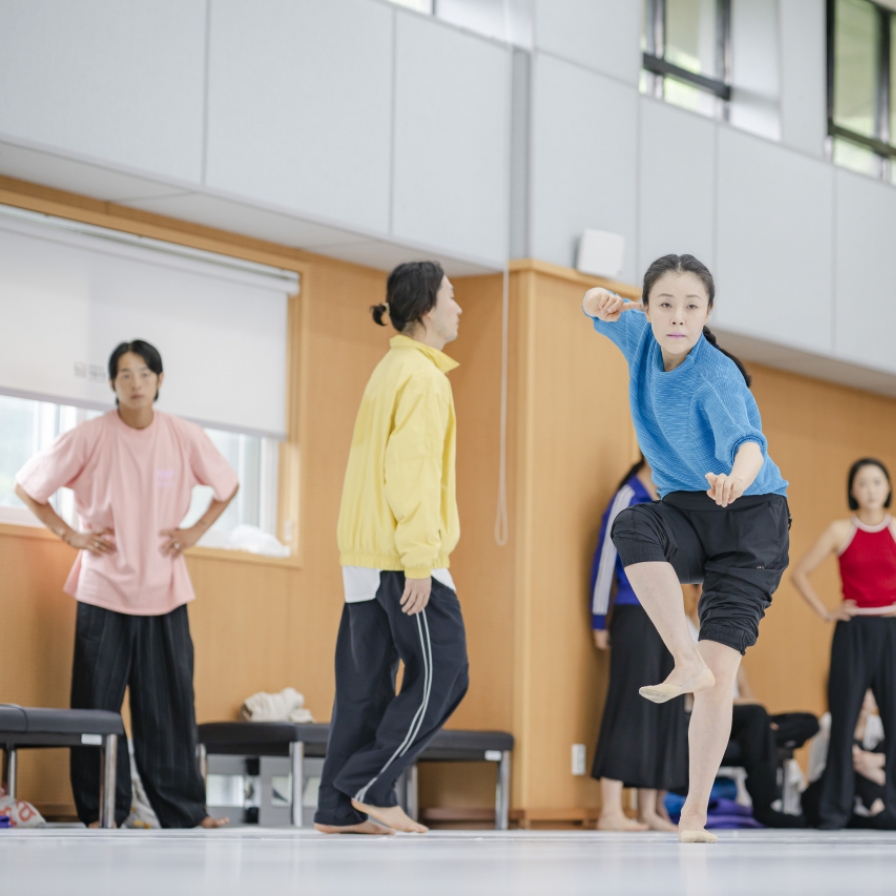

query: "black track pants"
left=818, top=617, right=896, bottom=829
left=314, top=572, right=469, bottom=826
left=70, top=602, right=207, bottom=828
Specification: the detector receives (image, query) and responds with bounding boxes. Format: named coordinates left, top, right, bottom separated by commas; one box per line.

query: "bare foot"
left=639, top=811, right=678, bottom=833
left=199, top=815, right=229, bottom=828
left=597, top=812, right=649, bottom=832
left=640, top=666, right=715, bottom=704
left=315, top=821, right=394, bottom=835
left=88, top=821, right=100, bottom=829
left=678, top=812, right=716, bottom=844
left=351, top=799, right=428, bottom=833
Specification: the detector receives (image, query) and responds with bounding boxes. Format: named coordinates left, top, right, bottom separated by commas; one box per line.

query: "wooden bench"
left=198, top=721, right=513, bottom=829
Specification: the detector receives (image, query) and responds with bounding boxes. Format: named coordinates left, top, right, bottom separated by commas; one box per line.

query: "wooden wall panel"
left=513, top=270, right=637, bottom=811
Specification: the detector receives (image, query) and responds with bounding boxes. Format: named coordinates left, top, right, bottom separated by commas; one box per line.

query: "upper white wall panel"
left=529, top=55, right=639, bottom=279
left=638, top=98, right=716, bottom=276
left=392, top=11, right=509, bottom=265
left=728, top=0, right=781, bottom=142
left=206, top=0, right=393, bottom=235
left=532, top=0, right=642, bottom=86
left=779, top=0, right=827, bottom=157
left=714, top=127, right=833, bottom=354
left=0, top=0, right=206, bottom=183
left=834, top=170, right=896, bottom=374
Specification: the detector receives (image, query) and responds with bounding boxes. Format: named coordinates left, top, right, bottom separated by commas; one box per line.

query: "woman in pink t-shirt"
left=16, top=340, right=238, bottom=829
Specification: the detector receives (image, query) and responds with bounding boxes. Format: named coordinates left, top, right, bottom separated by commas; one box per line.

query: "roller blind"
left=0, top=206, right=296, bottom=439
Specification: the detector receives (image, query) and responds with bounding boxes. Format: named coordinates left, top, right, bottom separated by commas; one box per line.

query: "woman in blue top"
left=583, top=254, right=790, bottom=843
left=591, top=455, right=688, bottom=832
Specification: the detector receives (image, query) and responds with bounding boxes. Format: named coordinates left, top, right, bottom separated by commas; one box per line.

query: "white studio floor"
left=3, top=827, right=896, bottom=896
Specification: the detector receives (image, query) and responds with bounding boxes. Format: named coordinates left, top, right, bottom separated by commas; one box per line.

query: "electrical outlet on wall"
left=571, top=743, right=586, bottom=776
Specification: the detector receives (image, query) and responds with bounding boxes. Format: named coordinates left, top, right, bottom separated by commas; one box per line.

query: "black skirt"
left=591, top=604, right=689, bottom=790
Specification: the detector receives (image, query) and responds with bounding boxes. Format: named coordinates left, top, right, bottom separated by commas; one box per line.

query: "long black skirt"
left=591, top=604, right=689, bottom=790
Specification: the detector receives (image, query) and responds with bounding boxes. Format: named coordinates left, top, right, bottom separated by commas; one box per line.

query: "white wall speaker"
left=576, top=229, right=625, bottom=279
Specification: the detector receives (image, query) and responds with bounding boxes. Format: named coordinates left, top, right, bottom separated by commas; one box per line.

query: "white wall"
left=532, top=0, right=642, bottom=87
left=206, top=0, right=394, bottom=235
left=392, top=11, right=509, bottom=263
left=778, top=0, right=827, bottom=157
left=0, top=0, right=207, bottom=183
left=529, top=54, right=639, bottom=283
left=0, top=0, right=511, bottom=269
left=2, top=0, right=896, bottom=388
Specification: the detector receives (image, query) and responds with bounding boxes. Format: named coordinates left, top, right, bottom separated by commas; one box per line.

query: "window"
left=641, top=0, right=732, bottom=119
left=382, top=0, right=532, bottom=47
left=0, top=394, right=280, bottom=550
left=384, top=0, right=434, bottom=12
left=828, top=0, right=896, bottom=182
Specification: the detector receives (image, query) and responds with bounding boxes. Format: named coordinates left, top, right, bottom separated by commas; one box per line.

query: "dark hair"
left=615, top=454, right=647, bottom=494
left=847, top=458, right=892, bottom=511
left=372, top=261, right=445, bottom=332
left=108, top=340, right=164, bottom=404
left=642, top=253, right=752, bottom=387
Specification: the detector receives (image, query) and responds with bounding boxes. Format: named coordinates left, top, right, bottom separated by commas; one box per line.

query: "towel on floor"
left=240, top=687, right=314, bottom=723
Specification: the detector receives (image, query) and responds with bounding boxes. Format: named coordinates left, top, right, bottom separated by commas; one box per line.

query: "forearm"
left=731, top=441, right=764, bottom=490
left=14, top=482, right=73, bottom=542
left=789, top=564, right=832, bottom=619
left=192, top=486, right=238, bottom=535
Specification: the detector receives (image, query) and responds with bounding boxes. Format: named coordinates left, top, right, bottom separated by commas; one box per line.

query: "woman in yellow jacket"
left=314, top=261, right=469, bottom=835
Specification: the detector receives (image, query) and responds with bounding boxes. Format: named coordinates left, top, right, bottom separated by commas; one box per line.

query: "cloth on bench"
left=240, top=688, right=314, bottom=723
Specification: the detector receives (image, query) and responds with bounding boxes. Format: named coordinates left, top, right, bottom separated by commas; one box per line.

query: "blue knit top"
left=589, top=308, right=788, bottom=499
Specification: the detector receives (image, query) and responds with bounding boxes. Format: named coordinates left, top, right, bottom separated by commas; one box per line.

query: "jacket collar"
left=390, top=334, right=459, bottom=373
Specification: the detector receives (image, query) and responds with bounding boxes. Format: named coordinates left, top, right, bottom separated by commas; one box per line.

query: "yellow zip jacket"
left=337, top=335, right=460, bottom=578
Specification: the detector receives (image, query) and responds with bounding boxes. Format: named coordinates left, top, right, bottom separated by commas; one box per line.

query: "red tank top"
left=837, top=516, right=896, bottom=611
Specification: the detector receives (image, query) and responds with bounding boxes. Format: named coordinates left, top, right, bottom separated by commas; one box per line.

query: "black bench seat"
left=198, top=722, right=513, bottom=829
left=0, top=705, right=124, bottom=828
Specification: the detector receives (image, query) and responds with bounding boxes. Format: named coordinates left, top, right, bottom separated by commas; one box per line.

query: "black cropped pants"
left=611, top=491, right=790, bottom=654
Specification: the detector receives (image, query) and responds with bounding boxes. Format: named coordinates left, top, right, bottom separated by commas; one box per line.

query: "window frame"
left=641, top=0, right=733, bottom=107
left=826, top=0, right=896, bottom=171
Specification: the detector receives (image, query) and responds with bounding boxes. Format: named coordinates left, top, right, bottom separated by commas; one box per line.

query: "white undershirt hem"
left=342, top=567, right=456, bottom=603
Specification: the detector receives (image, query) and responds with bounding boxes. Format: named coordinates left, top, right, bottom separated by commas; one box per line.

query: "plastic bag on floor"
left=0, top=797, right=45, bottom=827
left=123, top=738, right=160, bottom=829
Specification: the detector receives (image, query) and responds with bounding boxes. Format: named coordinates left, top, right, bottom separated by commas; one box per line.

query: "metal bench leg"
left=4, top=747, right=17, bottom=800
left=198, top=744, right=208, bottom=786
left=99, top=734, right=118, bottom=830
left=495, top=751, right=511, bottom=831
left=290, top=741, right=305, bottom=828
left=408, top=764, right=419, bottom=822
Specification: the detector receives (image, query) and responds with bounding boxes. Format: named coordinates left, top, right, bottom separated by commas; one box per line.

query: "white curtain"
left=0, top=207, right=295, bottom=438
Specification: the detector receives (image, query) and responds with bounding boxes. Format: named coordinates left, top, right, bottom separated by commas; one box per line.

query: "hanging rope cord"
left=493, top=0, right=512, bottom=547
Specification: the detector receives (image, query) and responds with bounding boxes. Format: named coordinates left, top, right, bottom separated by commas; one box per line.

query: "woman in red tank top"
left=791, top=458, right=896, bottom=829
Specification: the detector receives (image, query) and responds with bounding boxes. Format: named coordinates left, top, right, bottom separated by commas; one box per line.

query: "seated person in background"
left=804, top=690, right=890, bottom=827
left=685, top=586, right=817, bottom=828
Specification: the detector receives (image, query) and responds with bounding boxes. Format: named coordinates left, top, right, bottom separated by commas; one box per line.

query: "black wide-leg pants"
left=818, top=617, right=896, bottom=829
left=314, top=572, right=469, bottom=827
left=591, top=605, right=688, bottom=790
left=70, top=602, right=207, bottom=828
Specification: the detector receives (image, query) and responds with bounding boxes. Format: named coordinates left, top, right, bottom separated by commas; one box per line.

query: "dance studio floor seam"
left=3, top=827, right=896, bottom=895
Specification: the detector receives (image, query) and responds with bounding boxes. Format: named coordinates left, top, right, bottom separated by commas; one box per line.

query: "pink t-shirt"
left=16, top=410, right=238, bottom=616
